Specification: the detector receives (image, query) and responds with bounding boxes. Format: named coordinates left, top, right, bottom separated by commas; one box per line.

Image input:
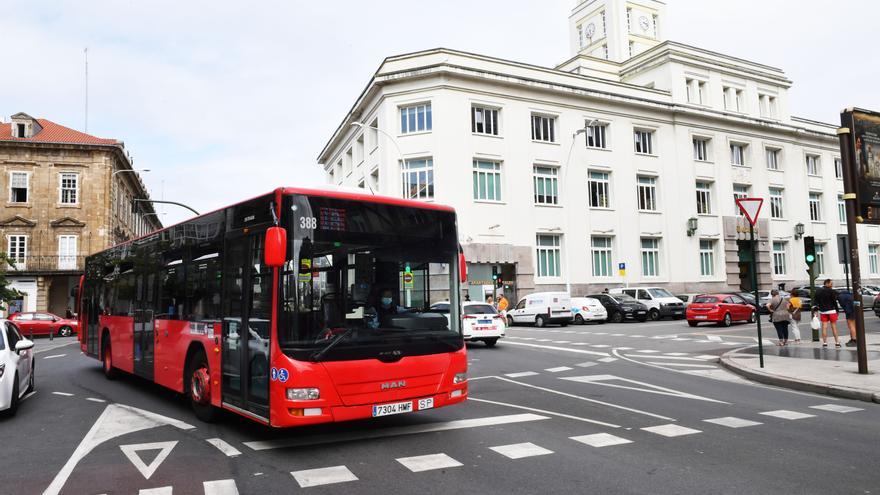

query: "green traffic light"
left=806, top=255, right=815, bottom=263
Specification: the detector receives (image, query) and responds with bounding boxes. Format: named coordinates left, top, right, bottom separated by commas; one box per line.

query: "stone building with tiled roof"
left=0, top=112, right=161, bottom=317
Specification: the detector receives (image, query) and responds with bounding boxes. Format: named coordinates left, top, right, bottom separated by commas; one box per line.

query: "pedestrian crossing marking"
left=506, top=371, right=539, bottom=378
left=545, top=366, right=573, bottom=373
left=570, top=433, right=632, bottom=447
left=759, top=410, right=816, bottom=420
left=291, top=466, right=358, bottom=488
left=703, top=417, right=763, bottom=428
left=490, top=442, right=554, bottom=459
left=642, top=424, right=702, bottom=437
left=138, top=487, right=172, bottom=495
left=809, top=404, right=864, bottom=414
left=203, top=479, right=239, bottom=495
left=396, top=453, right=463, bottom=472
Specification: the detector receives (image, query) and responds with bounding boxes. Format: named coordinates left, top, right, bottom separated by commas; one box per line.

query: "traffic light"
left=496, top=277, right=504, bottom=288
left=491, top=265, right=498, bottom=282
left=804, top=236, right=816, bottom=266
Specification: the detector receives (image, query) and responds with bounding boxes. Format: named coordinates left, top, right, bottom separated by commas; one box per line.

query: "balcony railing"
left=6, top=255, right=86, bottom=273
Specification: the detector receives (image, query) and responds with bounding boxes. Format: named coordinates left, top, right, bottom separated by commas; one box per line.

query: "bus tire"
left=101, top=333, right=117, bottom=380
left=186, top=348, right=218, bottom=423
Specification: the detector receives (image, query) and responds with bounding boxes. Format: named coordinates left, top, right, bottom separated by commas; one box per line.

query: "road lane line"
left=625, top=355, right=712, bottom=362
left=545, top=366, right=573, bottom=373
left=493, top=376, right=675, bottom=421
left=560, top=375, right=728, bottom=404
left=505, top=371, right=539, bottom=378
left=243, top=413, right=550, bottom=451
left=43, top=354, right=66, bottom=360
left=206, top=438, right=242, bottom=457
left=86, top=398, right=106, bottom=403
left=646, top=362, right=716, bottom=368
left=203, top=479, right=239, bottom=495
left=21, top=391, right=36, bottom=402
left=52, top=392, right=74, bottom=397
left=34, top=342, right=77, bottom=354
left=502, top=341, right=609, bottom=357
left=468, top=397, right=620, bottom=428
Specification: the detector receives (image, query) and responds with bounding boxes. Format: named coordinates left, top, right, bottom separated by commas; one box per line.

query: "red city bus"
left=78, top=187, right=468, bottom=427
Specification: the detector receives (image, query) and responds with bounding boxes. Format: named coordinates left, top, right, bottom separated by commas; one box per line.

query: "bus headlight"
left=453, top=372, right=467, bottom=384
left=286, top=388, right=320, bottom=400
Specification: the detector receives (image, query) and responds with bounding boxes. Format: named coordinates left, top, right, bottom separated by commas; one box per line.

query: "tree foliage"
left=0, top=252, right=22, bottom=312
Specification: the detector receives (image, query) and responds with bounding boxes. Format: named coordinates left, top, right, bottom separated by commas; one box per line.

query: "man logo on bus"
left=381, top=380, right=406, bottom=390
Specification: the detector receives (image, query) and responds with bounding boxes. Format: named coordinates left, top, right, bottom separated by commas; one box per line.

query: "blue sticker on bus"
left=270, top=367, right=278, bottom=381
left=278, top=368, right=289, bottom=383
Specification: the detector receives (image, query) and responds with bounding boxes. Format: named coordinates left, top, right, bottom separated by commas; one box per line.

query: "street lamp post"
left=562, top=119, right=599, bottom=295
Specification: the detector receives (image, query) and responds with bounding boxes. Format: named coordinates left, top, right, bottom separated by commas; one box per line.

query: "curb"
left=720, top=347, right=880, bottom=404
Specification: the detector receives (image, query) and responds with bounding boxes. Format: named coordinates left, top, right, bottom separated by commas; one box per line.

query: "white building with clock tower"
left=318, top=1, right=876, bottom=304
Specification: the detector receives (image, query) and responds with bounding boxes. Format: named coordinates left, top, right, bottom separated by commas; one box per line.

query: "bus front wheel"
left=102, top=337, right=117, bottom=380
left=186, top=349, right=218, bottom=423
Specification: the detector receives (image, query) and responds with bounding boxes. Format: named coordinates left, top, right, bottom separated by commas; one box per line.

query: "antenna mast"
left=84, top=47, right=89, bottom=133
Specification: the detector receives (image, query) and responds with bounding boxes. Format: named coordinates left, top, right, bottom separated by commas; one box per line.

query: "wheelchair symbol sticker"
left=278, top=368, right=289, bottom=383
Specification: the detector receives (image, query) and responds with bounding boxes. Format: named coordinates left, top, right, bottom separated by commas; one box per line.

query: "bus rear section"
left=78, top=188, right=467, bottom=427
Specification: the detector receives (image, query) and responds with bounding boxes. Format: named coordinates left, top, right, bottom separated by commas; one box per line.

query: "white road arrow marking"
left=120, top=441, right=178, bottom=480
left=560, top=374, right=728, bottom=403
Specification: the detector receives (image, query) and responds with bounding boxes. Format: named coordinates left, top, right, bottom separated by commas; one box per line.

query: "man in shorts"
left=837, top=289, right=857, bottom=347
left=814, top=279, right=841, bottom=348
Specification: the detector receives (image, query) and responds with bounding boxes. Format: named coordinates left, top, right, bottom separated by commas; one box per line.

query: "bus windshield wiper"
left=310, top=327, right=357, bottom=361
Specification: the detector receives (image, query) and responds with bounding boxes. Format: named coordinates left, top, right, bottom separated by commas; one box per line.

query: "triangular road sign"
left=736, top=197, right=764, bottom=226
left=120, top=441, right=178, bottom=480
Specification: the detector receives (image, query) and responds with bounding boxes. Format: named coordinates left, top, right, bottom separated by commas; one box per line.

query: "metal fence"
left=6, top=255, right=86, bottom=272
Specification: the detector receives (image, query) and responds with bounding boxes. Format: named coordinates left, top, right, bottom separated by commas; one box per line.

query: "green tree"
left=0, top=252, right=22, bottom=311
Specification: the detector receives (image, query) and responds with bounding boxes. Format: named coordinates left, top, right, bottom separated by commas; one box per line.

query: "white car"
left=610, top=287, right=686, bottom=321
left=430, top=301, right=505, bottom=347
left=1, top=321, right=35, bottom=416
left=570, top=297, right=608, bottom=324
left=507, top=292, right=573, bottom=327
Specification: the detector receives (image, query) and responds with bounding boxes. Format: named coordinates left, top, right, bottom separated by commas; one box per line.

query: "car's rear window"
left=694, top=296, right=718, bottom=303
left=464, top=304, right=497, bottom=315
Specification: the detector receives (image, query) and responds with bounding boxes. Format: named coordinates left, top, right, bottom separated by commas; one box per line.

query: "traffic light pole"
left=750, top=223, right=764, bottom=368
left=838, top=125, right=868, bottom=374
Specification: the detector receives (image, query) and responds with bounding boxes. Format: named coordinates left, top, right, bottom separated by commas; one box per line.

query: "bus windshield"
left=279, top=194, right=462, bottom=361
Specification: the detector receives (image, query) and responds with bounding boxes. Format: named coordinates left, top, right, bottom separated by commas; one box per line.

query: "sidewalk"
left=721, top=331, right=880, bottom=404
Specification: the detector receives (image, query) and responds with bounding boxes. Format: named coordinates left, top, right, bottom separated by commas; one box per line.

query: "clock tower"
left=569, top=0, right=666, bottom=63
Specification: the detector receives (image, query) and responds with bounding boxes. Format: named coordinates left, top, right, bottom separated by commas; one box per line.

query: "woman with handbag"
left=766, top=289, right=792, bottom=346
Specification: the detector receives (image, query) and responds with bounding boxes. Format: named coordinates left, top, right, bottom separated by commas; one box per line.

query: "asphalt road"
left=3, top=317, right=880, bottom=495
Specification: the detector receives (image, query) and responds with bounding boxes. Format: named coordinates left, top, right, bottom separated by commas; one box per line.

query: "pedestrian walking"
left=486, top=295, right=495, bottom=306
left=788, top=293, right=803, bottom=344
left=766, top=289, right=791, bottom=346
left=837, top=289, right=858, bottom=347
left=497, top=294, right=509, bottom=312
left=464, top=293, right=471, bottom=302
left=814, top=279, right=841, bottom=348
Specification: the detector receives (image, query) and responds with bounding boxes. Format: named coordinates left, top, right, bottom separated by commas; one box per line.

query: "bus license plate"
left=372, top=401, right=413, bottom=417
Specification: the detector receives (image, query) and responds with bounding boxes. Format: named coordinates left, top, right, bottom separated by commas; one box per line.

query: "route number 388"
left=299, top=216, right=317, bottom=229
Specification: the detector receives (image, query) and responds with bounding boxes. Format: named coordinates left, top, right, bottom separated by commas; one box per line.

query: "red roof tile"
left=0, top=118, right=119, bottom=146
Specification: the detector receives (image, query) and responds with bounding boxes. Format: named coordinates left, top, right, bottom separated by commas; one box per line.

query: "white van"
left=506, top=292, right=573, bottom=327
left=609, top=287, right=685, bottom=321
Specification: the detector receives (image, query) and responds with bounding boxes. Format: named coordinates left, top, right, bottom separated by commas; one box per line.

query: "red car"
left=686, top=294, right=756, bottom=327
left=8, top=312, right=79, bottom=337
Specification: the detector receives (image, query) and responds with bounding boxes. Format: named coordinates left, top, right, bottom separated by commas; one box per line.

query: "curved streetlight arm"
left=351, top=122, right=405, bottom=164
left=132, top=198, right=199, bottom=216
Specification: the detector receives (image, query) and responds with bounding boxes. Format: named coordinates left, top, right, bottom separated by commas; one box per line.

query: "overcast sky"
left=2, top=1, right=876, bottom=225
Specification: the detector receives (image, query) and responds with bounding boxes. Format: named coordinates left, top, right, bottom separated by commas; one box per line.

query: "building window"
left=686, top=79, right=706, bottom=105
left=759, top=94, right=777, bottom=118
left=591, top=236, right=613, bottom=277
left=531, top=114, right=556, bottom=143
left=400, top=103, right=432, bottom=134
left=586, top=122, right=608, bottom=149
left=472, top=160, right=502, bottom=202
left=401, top=158, right=434, bottom=200
left=834, top=158, right=843, bottom=179
left=652, top=13, right=659, bottom=37
left=634, top=129, right=654, bottom=155
left=869, top=245, right=878, bottom=275
left=58, top=235, right=77, bottom=270
left=637, top=175, right=657, bottom=211
left=770, top=188, right=784, bottom=219
left=723, top=87, right=744, bottom=112
left=578, top=24, right=585, bottom=48
left=59, top=172, right=78, bottom=204
left=15, top=123, right=26, bottom=138
left=472, top=106, right=499, bottom=136
left=773, top=241, right=787, bottom=276
left=809, top=192, right=822, bottom=221
left=699, top=239, right=715, bottom=277
left=693, top=137, right=709, bottom=161
left=533, top=166, right=559, bottom=205
left=733, top=184, right=750, bottom=215
left=628, top=41, right=635, bottom=58
left=806, top=154, right=820, bottom=176
left=766, top=148, right=780, bottom=170
left=838, top=195, right=846, bottom=224
left=730, top=143, right=746, bottom=166
left=695, top=181, right=712, bottom=215
left=640, top=238, right=660, bottom=277
left=9, top=171, right=28, bottom=203
left=536, top=234, right=561, bottom=278
left=816, top=243, right=826, bottom=275
left=588, top=171, right=610, bottom=208
left=7, top=235, right=26, bottom=268
left=626, top=7, right=632, bottom=31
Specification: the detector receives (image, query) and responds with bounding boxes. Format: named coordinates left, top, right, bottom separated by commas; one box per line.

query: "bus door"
left=133, top=273, right=155, bottom=380
left=221, top=231, right=272, bottom=419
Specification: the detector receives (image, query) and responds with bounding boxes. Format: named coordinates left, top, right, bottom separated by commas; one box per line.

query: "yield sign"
left=736, top=197, right=764, bottom=226
left=120, top=441, right=178, bottom=479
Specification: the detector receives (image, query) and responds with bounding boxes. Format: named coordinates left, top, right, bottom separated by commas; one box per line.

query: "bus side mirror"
left=459, top=252, right=467, bottom=284
left=264, top=227, right=287, bottom=268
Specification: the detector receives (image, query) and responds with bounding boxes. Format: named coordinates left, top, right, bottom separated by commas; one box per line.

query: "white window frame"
left=693, top=137, right=710, bottom=162
left=838, top=195, right=846, bottom=224
left=585, top=121, right=609, bottom=149
left=770, top=188, right=784, bottom=219
left=809, top=192, right=822, bottom=222
left=9, top=171, right=29, bottom=203
left=59, top=172, right=79, bottom=205
left=7, top=234, right=27, bottom=269
left=533, top=165, right=559, bottom=205
left=869, top=245, right=879, bottom=275
left=766, top=147, right=781, bottom=170
left=834, top=158, right=843, bottom=180
left=806, top=154, right=821, bottom=176
left=699, top=239, right=715, bottom=277
left=637, top=175, right=657, bottom=211
left=58, top=235, right=78, bottom=270
left=640, top=238, right=660, bottom=278
left=588, top=170, right=611, bottom=208
left=472, top=106, right=500, bottom=136
left=531, top=114, right=556, bottom=143
left=401, top=158, right=434, bottom=200
left=733, top=184, right=750, bottom=216
left=696, top=181, right=713, bottom=215
left=634, top=129, right=654, bottom=155
left=472, top=160, right=502, bottom=202
left=772, top=241, right=788, bottom=276
left=536, top=234, right=562, bottom=278
left=591, top=236, right=613, bottom=278
left=815, top=243, right=826, bottom=275
left=399, top=102, right=432, bottom=134
left=730, top=142, right=747, bottom=166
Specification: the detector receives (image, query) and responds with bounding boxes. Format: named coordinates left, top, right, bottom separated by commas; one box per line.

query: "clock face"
left=639, top=16, right=650, bottom=31
left=585, top=22, right=596, bottom=38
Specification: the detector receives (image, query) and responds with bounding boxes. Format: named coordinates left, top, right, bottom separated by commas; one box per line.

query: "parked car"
left=8, top=312, right=78, bottom=337
left=733, top=292, right=758, bottom=309
left=756, top=290, right=790, bottom=313
left=587, top=293, right=648, bottom=323
left=686, top=293, right=756, bottom=327
left=430, top=301, right=505, bottom=347
left=873, top=294, right=880, bottom=317
left=506, top=292, right=573, bottom=327
left=610, top=287, right=685, bottom=320
left=0, top=321, right=35, bottom=416
left=570, top=297, right=608, bottom=324
left=676, top=294, right=702, bottom=307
